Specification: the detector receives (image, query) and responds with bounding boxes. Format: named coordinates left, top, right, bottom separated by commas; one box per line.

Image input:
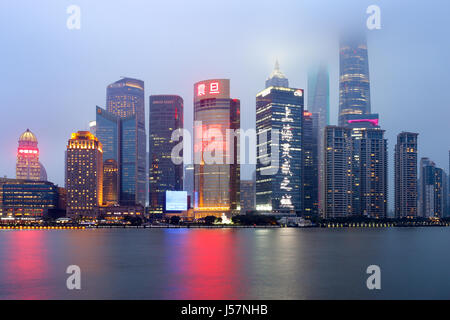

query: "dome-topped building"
left=16, top=129, right=46, bottom=181
left=19, top=129, right=38, bottom=143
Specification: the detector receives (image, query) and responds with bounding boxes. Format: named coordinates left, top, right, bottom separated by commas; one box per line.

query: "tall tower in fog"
left=308, top=64, right=329, bottom=216
left=339, top=35, right=372, bottom=126
left=265, top=60, right=289, bottom=88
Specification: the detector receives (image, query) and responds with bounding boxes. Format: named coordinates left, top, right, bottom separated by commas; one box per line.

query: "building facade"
left=149, top=95, right=184, bottom=215
left=0, top=178, right=59, bottom=219
left=302, top=111, right=319, bottom=217
left=193, top=79, right=240, bottom=218
left=339, top=35, right=372, bottom=126
left=240, top=179, right=256, bottom=214
left=419, top=158, right=445, bottom=218
left=324, top=126, right=353, bottom=218
left=395, top=132, right=419, bottom=218
left=66, top=131, right=103, bottom=218
left=256, top=76, right=304, bottom=215
left=105, top=77, right=146, bottom=206
left=324, top=124, right=387, bottom=219
left=353, top=127, right=388, bottom=218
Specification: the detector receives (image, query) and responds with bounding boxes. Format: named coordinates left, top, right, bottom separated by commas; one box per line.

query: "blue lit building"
left=96, top=78, right=146, bottom=206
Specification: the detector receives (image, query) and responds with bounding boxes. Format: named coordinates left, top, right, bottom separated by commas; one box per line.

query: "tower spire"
left=274, top=59, right=280, bottom=72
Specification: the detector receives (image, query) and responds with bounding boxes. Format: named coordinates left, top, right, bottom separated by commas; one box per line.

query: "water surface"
left=0, top=228, right=449, bottom=299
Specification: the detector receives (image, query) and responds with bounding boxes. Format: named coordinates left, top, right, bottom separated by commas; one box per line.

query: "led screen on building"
left=165, top=191, right=188, bottom=211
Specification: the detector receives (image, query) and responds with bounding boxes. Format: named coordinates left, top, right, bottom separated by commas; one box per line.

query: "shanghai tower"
left=338, top=35, right=371, bottom=126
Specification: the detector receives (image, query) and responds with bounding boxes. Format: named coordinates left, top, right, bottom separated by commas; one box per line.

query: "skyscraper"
left=324, top=126, right=353, bottom=218
left=96, top=106, right=120, bottom=205
left=16, top=129, right=44, bottom=181
left=106, top=77, right=146, bottom=206
left=395, top=132, right=419, bottom=218
left=149, top=95, right=184, bottom=215
left=66, top=131, right=103, bottom=218
left=302, top=111, right=319, bottom=217
left=256, top=70, right=304, bottom=215
left=324, top=123, right=387, bottom=219
left=307, top=65, right=329, bottom=216
left=419, top=158, right=445, bottom=218
left=352, top=127, right=388, bottom=218
left=193, top=79, right=240, bottom=218
left=339, top=35, right=372, bottom=126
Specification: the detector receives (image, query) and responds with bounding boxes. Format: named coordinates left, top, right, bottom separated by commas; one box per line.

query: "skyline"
left=1, top=0, right=449, bottom=196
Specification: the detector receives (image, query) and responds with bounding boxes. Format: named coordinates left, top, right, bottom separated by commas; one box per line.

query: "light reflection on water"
left=0, top=228, right=450, bottom=299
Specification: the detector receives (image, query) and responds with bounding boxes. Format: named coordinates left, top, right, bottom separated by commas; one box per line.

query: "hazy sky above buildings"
left=1, top=0, right=449, bottom=204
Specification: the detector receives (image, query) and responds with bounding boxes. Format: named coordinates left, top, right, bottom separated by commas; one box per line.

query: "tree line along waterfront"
left=2, top=215, right=450, bottom=229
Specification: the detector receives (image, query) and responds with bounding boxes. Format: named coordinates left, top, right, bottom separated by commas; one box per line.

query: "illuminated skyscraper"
left=324, top=126, right=353, bottom=218
left=105, top=77, right=146, bottom=206
left=193, top=79, right=240, bottom=218
left=16, top=129, right=43, bottom=181
left=339, top=35, right=372, bottom=126
left=66, top=131, right=103, bottom=218
left=324, top=123, right=387, bottom=219
left=419, top=158, right=445, bottom=218
left=352, top=127, right=388, bottom=219
left=256, top=84, right=304, bottom=215
left=395, top=132, right=419, bottom=218
left=96, top=106, right=120, bottom=205
left=149, top=95, right=184, bottom=215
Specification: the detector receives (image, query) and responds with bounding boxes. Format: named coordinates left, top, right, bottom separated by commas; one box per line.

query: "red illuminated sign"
left=18, top=149, right=38, bottom=155
left=209, top=82, right=220, bottom=95
left=197, top=84, right=206, bottom=96
left=194, top=79, right=230, bottom=101
left=197, top=82, right=221, bottom=97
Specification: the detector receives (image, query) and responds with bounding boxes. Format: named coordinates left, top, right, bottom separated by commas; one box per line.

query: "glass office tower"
left=103, top=78, right=146, bottom=206
left=149, top=95, right=184, bottom=215
left=96, top=107, right=120, bottom=205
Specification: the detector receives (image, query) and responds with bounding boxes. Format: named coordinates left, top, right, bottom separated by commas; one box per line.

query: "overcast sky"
left=1, top=0, right=449, bottom=210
